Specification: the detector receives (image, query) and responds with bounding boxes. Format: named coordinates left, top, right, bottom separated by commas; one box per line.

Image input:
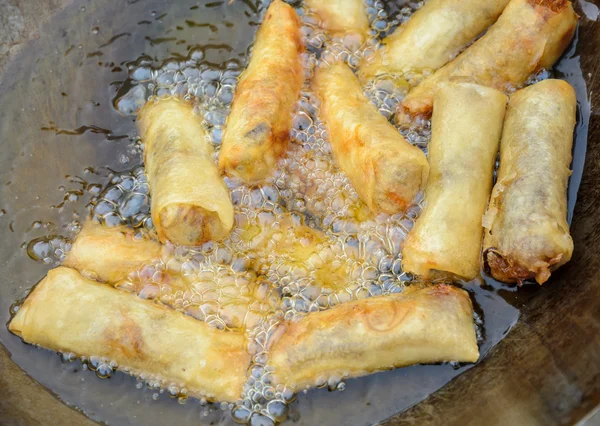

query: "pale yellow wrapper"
left=270, top=284, right=479, bottom=390
left=9, top=267, right=250, bottom=402
left=64, top=221, right=161, bottom=283
left=219, top=0, right=304, bottom=184
left=313, top=63, right=429, bottom=214
left=138, top=97, right=234, bottom=245
left=483, top=79, right=576, bottom=284
left=402, top=81, right=507, bottom=280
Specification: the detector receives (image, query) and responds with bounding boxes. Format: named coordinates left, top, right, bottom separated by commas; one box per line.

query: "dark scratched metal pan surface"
left=0, top=1, right=598, bottom=425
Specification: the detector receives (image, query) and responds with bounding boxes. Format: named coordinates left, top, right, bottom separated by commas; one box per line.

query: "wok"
left=0, top=0, right=598, bottom=425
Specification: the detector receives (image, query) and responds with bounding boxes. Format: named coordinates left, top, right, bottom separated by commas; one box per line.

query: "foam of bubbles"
left=27, top=235, right=72, bottom=264
left=92, top=166, right=153, bottom=230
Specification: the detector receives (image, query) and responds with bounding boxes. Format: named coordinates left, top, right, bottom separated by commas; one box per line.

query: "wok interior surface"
left=0, top=1, right=598, bottom=425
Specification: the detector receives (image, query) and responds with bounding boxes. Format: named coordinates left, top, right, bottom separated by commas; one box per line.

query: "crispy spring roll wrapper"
left=402, top=82, right=507, bottom=280
left=483, top=79, right=576, bottom=284
left=219, top=0, right=304, bottom=184
left=64, top=221, right=162, bottom=283
left=270, top=284, right=478, bottom=389
left=138, top=97, right=234, bottom=245
left=9, top=267, right=250, bottom=402
left=305, top=0, right=369, bottom=37
left=359, top=0, right=510, bottom=79
left=313, top=63, right=429, bottom=214
left=398, top=0, right=578, bottom=119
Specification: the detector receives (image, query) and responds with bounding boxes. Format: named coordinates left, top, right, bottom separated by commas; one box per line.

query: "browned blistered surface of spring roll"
left=359, top=0, right=510, bottom=79
left=401, top=81, right=507, bottom=280
left=63, top=221, right=162, bottom=283
left=313, top=62, right=429, bottom=214
left=398, top=0, right=578, bottom=119
left=9, top=267, right=250, bottom=402
left=138, top=97, right=234, bottom=246
left=269, top=284, right=479, bottom=390
left=483, top=79, right=576, bottom=284
left=305, top=0, right=369, bottom=37
left=219, top=0, right=304, bottom=184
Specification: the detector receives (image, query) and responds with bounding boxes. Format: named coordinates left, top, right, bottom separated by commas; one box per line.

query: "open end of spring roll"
left=304, top=0, right=369, bottom=38
left=63, top=221, right=162, bottom=283
left=313, top=63, right=429, bottom=214
left=218, top=0, right=304, bottom=184
left=269, top=284, right=479, bottom=390
left=9, top=267, right=250, bottom=402
left=402, top=81, right=507, bottom=280
left=483, top=79, right=576, bottom=284
left=397, top=0, right=578, bottom=119
left=359, top=0, right=510, bottom=79
left=138, top=97, right=234, bottom=245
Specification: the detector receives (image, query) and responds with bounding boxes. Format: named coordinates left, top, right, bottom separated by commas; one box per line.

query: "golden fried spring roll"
left=398, top=0, right=578, bottom=118
left=270, top=285, right=478, bottom=389
left=64, top=221, right=161, bottom=283
left=483, top=79, right=576, bottom=284
left=219, top=0, right=304, bottom=184
left=360, top=0, right=510, bottom=79
left=313, top=63, right=429, bottom=214
left=138, top=97, right=234, bottom=246
left=9, top=267, right=250, bottom=402
left=305, top=0, right=369, bottom=37
left=402, top=82, right=507, bottom=280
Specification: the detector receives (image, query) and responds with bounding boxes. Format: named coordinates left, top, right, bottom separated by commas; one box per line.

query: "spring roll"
left=64, top=221, right=162, bottom=283
left=360, top=0, right=510, bottom=79
left=402, top=82, right=507, bottom=280
left=483, top=79, right=576, bottom=284
left=9, top=267, right=250, bottom=402
left=218, top=0, right=304, bottom=184
left=313, top=63, right=429, bottom=214
left=305, top=0, right=369, bottom=37
left=269, top=284, right=478, bottom=389
left=138, top=97, right=234, bottom=246
left=398, top=0, right=578, bottom=118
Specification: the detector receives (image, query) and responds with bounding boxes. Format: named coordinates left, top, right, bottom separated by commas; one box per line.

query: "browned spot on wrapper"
left=364, top=299, right=412, bottom=333
left=105, top=311, right=147, bottom=361
left=528, top=0, right=568, bottom=13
